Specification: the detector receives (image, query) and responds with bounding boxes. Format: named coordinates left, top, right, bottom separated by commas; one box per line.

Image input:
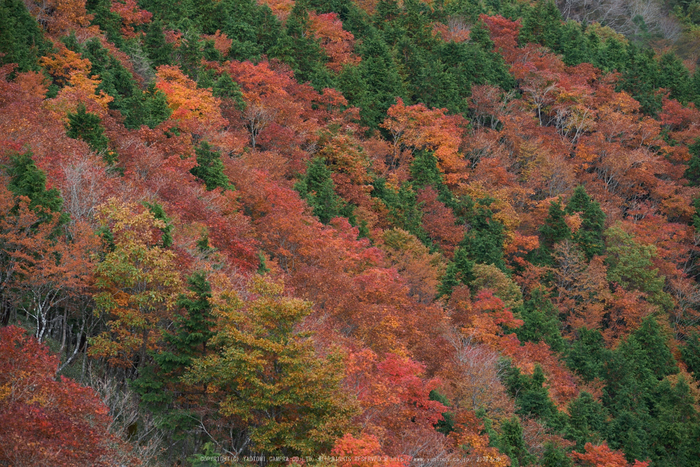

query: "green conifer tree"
left=296, top=157, right=347, bottom=224
left=438, top=246, right=475, bottom=297
left=460, top=204, right=507, bottom=271
left=7, top=151, right=66, bottom=224
left=66, top=103, right=117, bottom=165
left=144, top=19, right=173, bottom=67
left=566, top=391, right=608, bottom=450
left=190, top=142, right=231, bottom=191
left=566, top=186, right=605, bottom=259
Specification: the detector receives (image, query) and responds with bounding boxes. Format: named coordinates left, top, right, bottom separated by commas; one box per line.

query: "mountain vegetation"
left=1, top=0, right=700, bottom=465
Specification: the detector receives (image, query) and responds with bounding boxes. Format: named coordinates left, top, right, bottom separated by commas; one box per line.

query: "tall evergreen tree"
left=6, top=151, right=65, bottom=222
left=531, top=198, right=570, bottom=265
left=0, top=0, right=51, bottom=72
left=132, top=272, right=215, bottom=461
left=658, top=52, right=692, bottom=104
left=566, top=186, right=605, bottom=259
left=190, top=142, right=231, bottom=191
left=566, top=391, right=609, bottom=450
left=438, top=246, right=475, bottom=297
left=144, top=19, right=173, bottom=67
left=516, top=288, right=566, bottom=353
left=296, top=157, right=348, bottom=224
left=460, top=204, right=507, bottom=271
left=66, top=104, right=117, bottom=165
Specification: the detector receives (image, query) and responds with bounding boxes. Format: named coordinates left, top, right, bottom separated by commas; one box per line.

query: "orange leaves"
left=25, top=0, right=96, bottom=37
left=454, top=289, right=523, bottom=347
left=42, top=44, right=113, bottom=116
left=449, top=411, right=509, bottom=467
left=155, top=65, right=224, bottom=126
left=308, top=12, right=361, bottom=73
left=382, top=98, right=467, bottom=186
left=256, top=0, right=294, bottom=21
left=40, top=43, right=91, bottom=86
left=570, top=442, right=648, bottom=467
left=331, top=434, right=409, bottom=467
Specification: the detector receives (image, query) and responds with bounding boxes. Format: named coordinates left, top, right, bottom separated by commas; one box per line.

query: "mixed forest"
left=3, top=0, right=700, bottom=465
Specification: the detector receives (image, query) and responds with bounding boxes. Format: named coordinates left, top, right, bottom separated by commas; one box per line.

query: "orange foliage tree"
left=381, top=98, right=467, bottom=186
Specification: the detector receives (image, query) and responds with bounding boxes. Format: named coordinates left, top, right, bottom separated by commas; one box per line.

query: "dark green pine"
left=296, top=157, right=346, bottom=224
left=531, top=198, right=571, bottom=265
left=271, top=0, right=333, bottom=89
left=7, top=151, right=66, bottom=222
left=132, top=272, right=215, bottom=445
left=0, top=0, right=51, bottom=73
left=565, top=391, right=609, bottom=450
left=66, top=103, right=116, bottom=165
left=191, top=142, right=232, bottom=192
left=658, top=52, right=693, bottom=105
left=437, top=246, right=474, bottom=297
left=460, top=204, right=507, bottom=271
left=493, top=416, right=536, bottom=467
left=144, top=19, right=173, bottom=67
left=566, top=327, right=609, bottom=382
left=515, top=288, right=566, bottom=353
left=681, top=333, right=700, bottom=381
left=566, top=186, right=605, bottom=259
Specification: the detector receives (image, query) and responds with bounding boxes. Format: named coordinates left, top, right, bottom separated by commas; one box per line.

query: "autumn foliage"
left=2, top=0, right=700, bottom=464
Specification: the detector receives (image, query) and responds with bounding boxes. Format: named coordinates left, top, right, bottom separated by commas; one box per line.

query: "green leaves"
left=604, top=226, right=673, bottom=311
left=190, top=142, right=232, bottom=192
left=296, top=157, right=348, bottom=224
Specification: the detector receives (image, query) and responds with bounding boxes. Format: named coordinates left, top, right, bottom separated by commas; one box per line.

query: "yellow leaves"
left=0, top=383, right=11, bottom=402
left=249, top=274, right=285, bottom=297
left=97, top=198, right=166, bottom=247
left=90, top=199, right=182, bottom=369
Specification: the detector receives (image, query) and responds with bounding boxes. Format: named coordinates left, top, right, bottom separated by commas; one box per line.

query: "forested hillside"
left=2, top=0, right=700, bottom=465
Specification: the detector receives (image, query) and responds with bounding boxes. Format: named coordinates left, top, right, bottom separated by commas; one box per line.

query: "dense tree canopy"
left=1, top=0, right=700, bottom=464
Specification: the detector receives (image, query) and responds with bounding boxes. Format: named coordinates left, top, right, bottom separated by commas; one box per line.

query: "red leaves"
left=480, top=14, right=521, bottom=60
left=417, top=187, right=464, bottom=257
left=344, top=349, right=447, bottom=457
left=0, top=326, right=131, bottom=466
left=110, top=0, right=152, bottom=38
